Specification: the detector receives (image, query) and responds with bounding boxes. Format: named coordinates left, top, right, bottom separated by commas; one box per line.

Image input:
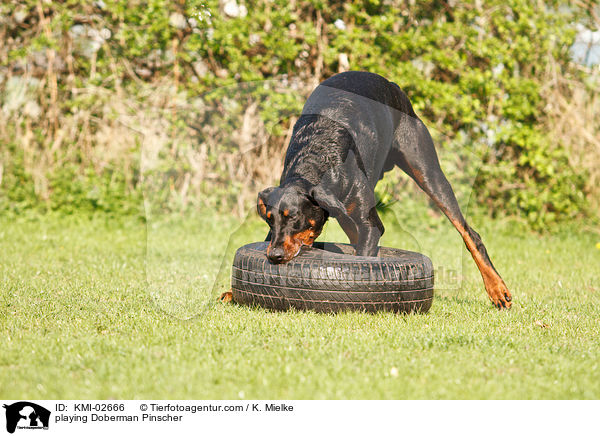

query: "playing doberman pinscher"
left=257, top=71, right=512, bottom=309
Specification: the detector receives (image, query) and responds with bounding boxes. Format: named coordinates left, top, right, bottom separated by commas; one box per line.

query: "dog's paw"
left=219, top=291, right=233, bottom=303
left=485, top=279, right=512, bottom=310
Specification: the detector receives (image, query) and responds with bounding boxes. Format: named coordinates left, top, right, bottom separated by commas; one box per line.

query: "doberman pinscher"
left=257, top=71, right=512, bottom=309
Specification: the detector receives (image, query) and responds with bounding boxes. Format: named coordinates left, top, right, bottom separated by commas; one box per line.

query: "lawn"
left=1, top=209, right=599, bottom=399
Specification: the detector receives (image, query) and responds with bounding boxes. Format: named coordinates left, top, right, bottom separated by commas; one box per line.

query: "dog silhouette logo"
left=3, top=402, right=50, bottom=433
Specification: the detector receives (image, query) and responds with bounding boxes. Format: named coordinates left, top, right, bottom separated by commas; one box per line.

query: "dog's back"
left=283, top=71, right=416, bottom=188
left=317, top=71, right=417, bottom=120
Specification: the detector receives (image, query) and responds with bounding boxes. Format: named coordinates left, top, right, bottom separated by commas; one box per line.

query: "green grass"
left=1, top=209, right=599, bottom=399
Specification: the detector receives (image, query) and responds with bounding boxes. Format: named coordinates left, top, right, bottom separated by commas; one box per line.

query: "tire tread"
left=231, top=242, right=434, bottom=313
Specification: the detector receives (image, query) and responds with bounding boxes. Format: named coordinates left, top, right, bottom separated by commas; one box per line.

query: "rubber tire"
left=231, top=241, right=434, bottom=314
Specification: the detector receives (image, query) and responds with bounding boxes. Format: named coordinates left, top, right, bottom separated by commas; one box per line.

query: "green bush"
left=0, top=143, right=143, bottom=217
left=0, top=0, right=593, bottom=227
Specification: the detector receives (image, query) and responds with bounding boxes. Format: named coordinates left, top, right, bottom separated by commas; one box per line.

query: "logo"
left=3, top=402, right=50, bottom=434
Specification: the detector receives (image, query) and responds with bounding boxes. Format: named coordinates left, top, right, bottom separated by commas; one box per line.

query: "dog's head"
left=257, top=184, right=343, bottom=263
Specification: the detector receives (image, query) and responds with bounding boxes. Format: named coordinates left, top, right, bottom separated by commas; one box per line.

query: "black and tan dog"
left=257, top=71, right=512, bottom=309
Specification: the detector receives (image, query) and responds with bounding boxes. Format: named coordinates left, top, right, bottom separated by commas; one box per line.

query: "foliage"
left=0, top=0, right=596, bottom=227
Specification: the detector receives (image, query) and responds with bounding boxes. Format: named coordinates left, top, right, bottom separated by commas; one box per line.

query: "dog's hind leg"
left=392, top=116, right=512, bottom=309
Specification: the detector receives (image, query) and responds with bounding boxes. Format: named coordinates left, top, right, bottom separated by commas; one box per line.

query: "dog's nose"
left=267, top=247, right=285, bottom=263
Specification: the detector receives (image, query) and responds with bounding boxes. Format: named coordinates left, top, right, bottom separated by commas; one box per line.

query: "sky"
left=571, top=23, right=600, bottom=66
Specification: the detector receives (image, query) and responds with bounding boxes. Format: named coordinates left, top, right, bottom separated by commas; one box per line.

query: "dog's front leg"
left=264, top=229, right=272, bottom=242
left=355, top=208, right=384, bottom=257
left=355, top=225, right=381, bottom=256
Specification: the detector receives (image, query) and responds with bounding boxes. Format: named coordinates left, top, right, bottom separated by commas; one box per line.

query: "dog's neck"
left=279, top=175, right=314, bottom=192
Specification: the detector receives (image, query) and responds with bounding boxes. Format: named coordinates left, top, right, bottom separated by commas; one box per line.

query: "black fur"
left=257, top=71, right=512, bottom=308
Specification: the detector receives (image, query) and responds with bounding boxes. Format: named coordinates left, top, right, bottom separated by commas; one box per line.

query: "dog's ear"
left=257, top=187, right=276, bottom=219
left=309, top=185, right=346, bottom=218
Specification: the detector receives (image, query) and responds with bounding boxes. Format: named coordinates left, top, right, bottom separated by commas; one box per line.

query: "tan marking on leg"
left=450, top=218, right=512, bottom=309
left=346, top=201, right=357, bottom=214
left=220, top=290, right=233, bottom=303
